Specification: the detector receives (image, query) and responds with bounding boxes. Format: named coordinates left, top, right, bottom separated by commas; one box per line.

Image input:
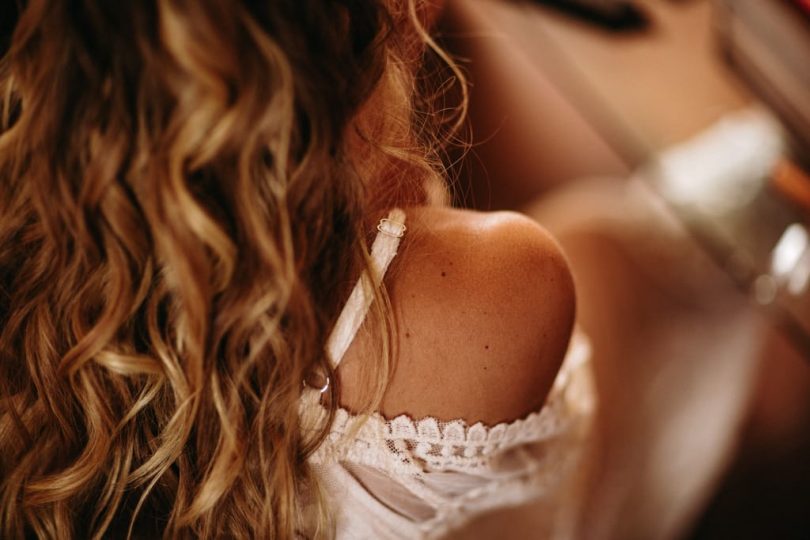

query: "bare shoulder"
left=341, top=206, right=576, bottom=425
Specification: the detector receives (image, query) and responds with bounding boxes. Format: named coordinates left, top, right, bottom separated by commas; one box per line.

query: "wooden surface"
left=438, top=0, right=754, bottom=209
left=474, top=0, right=752, bottom=160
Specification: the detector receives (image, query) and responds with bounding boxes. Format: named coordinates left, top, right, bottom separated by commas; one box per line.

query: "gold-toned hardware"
left=377, top=218, right=407, bottom=238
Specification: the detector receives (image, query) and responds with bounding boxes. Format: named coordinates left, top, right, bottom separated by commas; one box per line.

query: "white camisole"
left=299, top=209, right=595, bottom=539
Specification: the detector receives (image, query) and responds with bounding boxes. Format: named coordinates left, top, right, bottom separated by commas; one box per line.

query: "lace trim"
left=303, top=389, right=570, bottom=471
left=340, top=396, right=563, bottom=444
left=302, top=332, right=593, bottom=472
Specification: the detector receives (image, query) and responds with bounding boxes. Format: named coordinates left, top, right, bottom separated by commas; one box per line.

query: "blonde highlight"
left=0, top=0, right=466, bottom=538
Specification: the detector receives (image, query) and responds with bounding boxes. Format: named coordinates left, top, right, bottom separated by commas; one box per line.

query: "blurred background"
left=2, top=0, right=808, bottom=538
left=436, top=0, right=810, bottom=538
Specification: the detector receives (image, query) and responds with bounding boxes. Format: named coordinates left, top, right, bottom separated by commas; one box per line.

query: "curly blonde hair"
left=0, top=0, right=464, bottom=537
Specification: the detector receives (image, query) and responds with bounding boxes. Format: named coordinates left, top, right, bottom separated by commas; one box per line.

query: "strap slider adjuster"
left=376, top=218, right=406, bottom=238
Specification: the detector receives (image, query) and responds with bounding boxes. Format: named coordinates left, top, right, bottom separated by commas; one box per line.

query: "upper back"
left=338, top=206, right=576, bottom=425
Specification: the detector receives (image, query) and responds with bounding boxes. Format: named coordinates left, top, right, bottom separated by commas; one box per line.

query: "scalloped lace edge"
left=302, top=330, right=591, bottom=450
left=301, top=386, right=567, bottom=450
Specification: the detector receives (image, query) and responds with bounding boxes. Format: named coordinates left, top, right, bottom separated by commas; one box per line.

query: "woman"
left=0, top=0, right=591, bottom=537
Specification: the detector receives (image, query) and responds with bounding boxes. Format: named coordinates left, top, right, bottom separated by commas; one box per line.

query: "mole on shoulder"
left=440, top=271, right=446, bottom=277
left=405, top=332, right=411, bottom=338
left=484, top=344, right=489, bottom=350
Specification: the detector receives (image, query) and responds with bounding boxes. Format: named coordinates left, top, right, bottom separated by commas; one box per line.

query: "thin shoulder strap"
left=325, top=208, right=407, bottom=369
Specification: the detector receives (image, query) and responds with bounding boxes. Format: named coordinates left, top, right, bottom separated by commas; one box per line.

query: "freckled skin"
left=338, top=206, right=575, bottom=425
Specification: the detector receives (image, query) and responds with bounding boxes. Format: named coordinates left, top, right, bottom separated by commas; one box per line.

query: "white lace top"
left=300, top=209, right=595, bottom=539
